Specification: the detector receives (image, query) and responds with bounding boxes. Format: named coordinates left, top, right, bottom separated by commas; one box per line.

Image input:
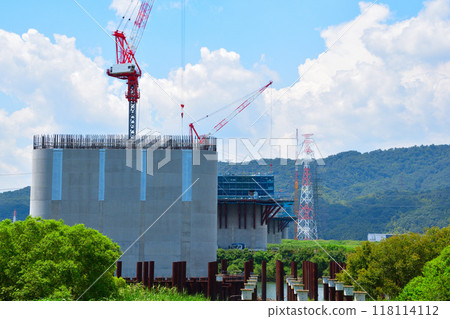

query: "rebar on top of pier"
left=33, top=134, right=217, bottom=151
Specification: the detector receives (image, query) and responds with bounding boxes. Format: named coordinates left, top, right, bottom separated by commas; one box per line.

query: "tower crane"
left=189, top=81, right=273, bottom=143
left=107, top=0, right=154, bottom=139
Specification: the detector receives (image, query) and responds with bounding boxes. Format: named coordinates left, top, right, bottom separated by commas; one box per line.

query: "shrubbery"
left=337, top=225, right=450, bottom=300
left=397, top=245, right=450, bottom=301
left=108, top=281, right=208, bottom=301
left=0, top=217, right=121, bottom=300
left=217, top=240, right=354, bottom=281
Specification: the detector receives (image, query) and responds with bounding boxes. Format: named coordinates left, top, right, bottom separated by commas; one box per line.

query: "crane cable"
left=194, top=87, right=261, bottom=124
left=122, top=0, right=141, bottom=32
left=72, top=0, right=114, bottom=41
left=117, top=0, right=135, bottom=30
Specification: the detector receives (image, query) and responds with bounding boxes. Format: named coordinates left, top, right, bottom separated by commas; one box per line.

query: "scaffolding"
left=218, top=175, right=274, bottom=199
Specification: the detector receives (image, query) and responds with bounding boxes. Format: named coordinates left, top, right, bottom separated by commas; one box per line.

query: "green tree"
left=217, top=240, right=358, bottom=281
left=0, top=217, right=121, bottom=300
left=397, top=245, right=450, bottom=301
left=337, top=226, right=450, bottom=300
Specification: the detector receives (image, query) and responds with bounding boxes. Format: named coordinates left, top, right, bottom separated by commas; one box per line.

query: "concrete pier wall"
left=31, top=142, right=217, bottom=278
left=217, top=203, right=267, bottom=250
left=267, top=219, right=283, bottom=244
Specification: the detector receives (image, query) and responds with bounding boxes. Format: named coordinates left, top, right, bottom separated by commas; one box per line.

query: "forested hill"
left=219, top=144, right=450, bottom=200
left=0, top=187, right=30, bottom=222
left=219, top=144, right=450, bottom=239
left=1, top=145, right=449, bottom=240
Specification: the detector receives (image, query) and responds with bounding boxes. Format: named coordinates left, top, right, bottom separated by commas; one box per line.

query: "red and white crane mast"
left=107, top=0, right=154, bottom=139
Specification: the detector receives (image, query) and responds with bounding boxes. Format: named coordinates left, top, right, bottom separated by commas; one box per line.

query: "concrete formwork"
left=30, top=135, right=217, bottom=278
left=216, top=174, right=294, bottom=248
left=267, top=218, right=292, bottom=244
left=217, top=198, right=293, bottom=249
left=267, top=219, right=283, bottom=244
left=217, top=202, right=267, bottom=250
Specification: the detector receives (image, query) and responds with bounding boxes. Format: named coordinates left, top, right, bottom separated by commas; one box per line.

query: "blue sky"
left=0, top=0, right=449, bottom=190
left=0, top=0, right=425, bottom=86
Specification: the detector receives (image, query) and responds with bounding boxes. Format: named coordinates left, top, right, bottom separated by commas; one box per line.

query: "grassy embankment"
left=109, top=284, right=208, bottom=301
left=40, top=283, right=208, bottom=301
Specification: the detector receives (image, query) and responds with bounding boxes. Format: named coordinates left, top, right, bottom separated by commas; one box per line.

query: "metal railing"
left=33, top=134, right=216, bottom=151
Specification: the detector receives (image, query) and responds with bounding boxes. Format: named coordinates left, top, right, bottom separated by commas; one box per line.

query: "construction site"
left=29, top=0, right=321, bottom=286
left=30, top=134, right=218, bottom=278
left=217, top=175, right=294, bottom=250
left=1, top=0, right=448, bottom=309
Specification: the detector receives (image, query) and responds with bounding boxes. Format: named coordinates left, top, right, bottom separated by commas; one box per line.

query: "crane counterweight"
left=108, top=63, right=138, bottom=76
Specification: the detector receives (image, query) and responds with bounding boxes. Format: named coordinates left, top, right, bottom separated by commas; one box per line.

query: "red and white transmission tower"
left=107, top=0, right=154, bottom=139
left=296, top=133, right=318, bottom=240
left=294, top=129, right=299, bottom=239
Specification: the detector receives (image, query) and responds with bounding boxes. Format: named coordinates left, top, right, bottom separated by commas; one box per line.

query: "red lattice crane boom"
left=107, top=0, right=154, bottom=139
left=189, top=81, right=273, bottom=142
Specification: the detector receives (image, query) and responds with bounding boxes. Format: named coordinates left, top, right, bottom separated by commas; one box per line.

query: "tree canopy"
left=336, top=225, right=450, bottom=300
left=397, top=245, right=450, bottom=301
left=0, top=217, right=121, bottom=300
left=217, top=240, right=355, bottom=280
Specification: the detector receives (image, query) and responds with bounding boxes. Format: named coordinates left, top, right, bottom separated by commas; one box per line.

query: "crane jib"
left=189, top=81, right=273, bottom=142
left=208, top=81, right=273, bottom=136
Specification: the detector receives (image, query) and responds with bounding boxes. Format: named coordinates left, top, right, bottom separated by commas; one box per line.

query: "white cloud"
left=0, top=28, right=126, bottom=190
left=1, top=0, right=450, bottom=190
left=107, top=0, right=142, bottom=33
left=266, top=0, right=450, bottom=158
left=0, top=28, right=271, bottom=189
left=137, top=46, right=271, bottom=135
left=109, top=0, right=140, bottom=17
left=0, top=29, right=125, bottom=130
left=365, top=1, right=450, bottom=64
